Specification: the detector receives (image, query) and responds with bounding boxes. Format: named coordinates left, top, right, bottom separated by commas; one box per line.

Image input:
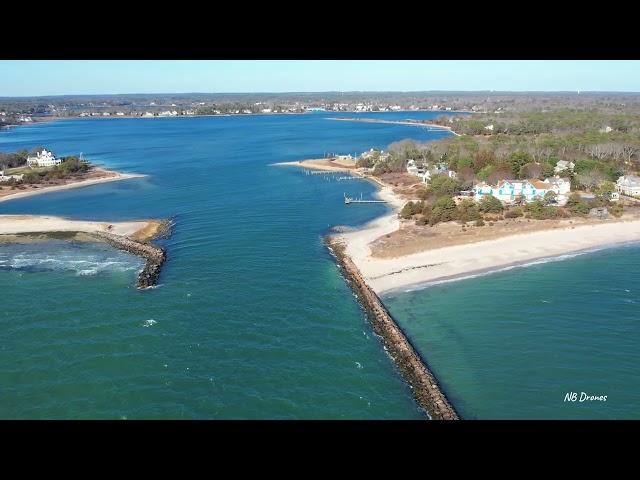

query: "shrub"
left=609, top=202, right=624, bottom=217
left=429, top=196, right=457, bottom=225
left=400, top=201, right=424, bottom=219
left=504, top=207, right=523, bottom=219
left=455, top=198, right=481, bottom=223
left=478, top=194, right=504, bottom=213
left=524, top=199, right=561, bottom=220
left=425, top=174, right=462, bottom=197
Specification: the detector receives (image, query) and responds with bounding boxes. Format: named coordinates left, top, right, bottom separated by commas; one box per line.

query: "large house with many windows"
left=473, top=177, right=571, bottom=205
left=26, top=149, right=61, bottom=168
left=616, top=175, right=640, bottom=197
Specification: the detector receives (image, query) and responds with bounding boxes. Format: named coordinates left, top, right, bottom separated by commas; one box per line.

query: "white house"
left=421, top=165, right=456, bottom=184
left=406, top=159, right=420, bottom=176
left=554, top=160, right=575, bottom=174
left=26, top=149, right=61, bottom=168
left=542, top=176, right=571, bottom=202
left=616, top=175, right=640, bottom=197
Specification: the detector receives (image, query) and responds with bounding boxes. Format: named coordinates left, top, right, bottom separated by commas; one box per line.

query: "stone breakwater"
left=91, top=231, right=167, bottom=289
left=327, top=237, right=459, bottom=420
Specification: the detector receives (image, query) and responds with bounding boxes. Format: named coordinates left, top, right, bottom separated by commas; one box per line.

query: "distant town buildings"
left=26, top=149, right=61, bottom=168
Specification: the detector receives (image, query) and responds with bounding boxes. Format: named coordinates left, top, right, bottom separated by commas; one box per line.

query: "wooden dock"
left=344, top=194, right=387, bottom=205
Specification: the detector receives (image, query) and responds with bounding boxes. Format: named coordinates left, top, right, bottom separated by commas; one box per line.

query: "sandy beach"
left=273, top=158, right=360, bottom=173
left=0, top=169, right=145, bottom=203
left=0, top=215, right=159, bottom=239
left=337, top=206, right=640, bottom=294
left=326, top=117, right=461, bottom=136
left=327, top=171, right=640, bottom=294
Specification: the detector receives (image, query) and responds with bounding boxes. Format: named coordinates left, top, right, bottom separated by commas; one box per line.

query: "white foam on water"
left=0, top=243, right=144, bottom=277
left=142, top=319, right=157, bottom=327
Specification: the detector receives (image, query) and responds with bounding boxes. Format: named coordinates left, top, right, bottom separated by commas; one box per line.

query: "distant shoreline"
left=0, top=168, right=145, bottom=203
left=3, top=109, right=473, bottom=127
left=326, top=117, right=462, bottom=136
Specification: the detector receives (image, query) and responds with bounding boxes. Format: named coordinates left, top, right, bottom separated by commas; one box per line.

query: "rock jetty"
left=327, top=237, right=459, bottom=420
left=91, top=231, right=167, bottom=289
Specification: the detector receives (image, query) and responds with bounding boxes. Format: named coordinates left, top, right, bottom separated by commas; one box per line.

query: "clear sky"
left=0, top=60, right=638, bottom=96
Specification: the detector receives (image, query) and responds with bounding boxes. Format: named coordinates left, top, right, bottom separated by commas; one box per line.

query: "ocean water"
left=1, top=111, right=637, bottom=419
left=0, top=111, right=450, bottom=419
left=383, top=245, right=640, bottom=419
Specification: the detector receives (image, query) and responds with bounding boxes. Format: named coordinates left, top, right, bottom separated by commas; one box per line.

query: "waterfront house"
left=554, top=160, right=575, bottom=174
left=26, top=149, right=61, bottom=168
left=473, top=178, right=563, bottom=204
left=616, top=175, right=640, bottom=197
left=542, top=176, right=571, bottom=204
left=421, top=165, right=456, bottom=184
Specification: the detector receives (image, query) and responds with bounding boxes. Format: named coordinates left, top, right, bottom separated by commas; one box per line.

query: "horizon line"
left=2, top=90, right=640, bottom=100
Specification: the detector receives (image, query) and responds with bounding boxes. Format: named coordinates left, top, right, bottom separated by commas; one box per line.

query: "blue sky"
left=0, top=60, right=638, bottom=96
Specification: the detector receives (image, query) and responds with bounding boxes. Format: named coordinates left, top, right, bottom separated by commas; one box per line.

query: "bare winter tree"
left=520, top=162, right=543, bottom=179
left=576, top=169, right=607, bottom=191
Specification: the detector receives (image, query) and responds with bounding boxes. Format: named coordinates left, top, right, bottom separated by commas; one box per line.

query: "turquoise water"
left=1, top=112, right=638, bottom=419
left=383, top=245, right=640, bottom=419
left=0, top=112, right=450, bottom=419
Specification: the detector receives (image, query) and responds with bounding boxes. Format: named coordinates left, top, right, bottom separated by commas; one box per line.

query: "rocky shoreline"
left=326, top=236, right=459, bottom=420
